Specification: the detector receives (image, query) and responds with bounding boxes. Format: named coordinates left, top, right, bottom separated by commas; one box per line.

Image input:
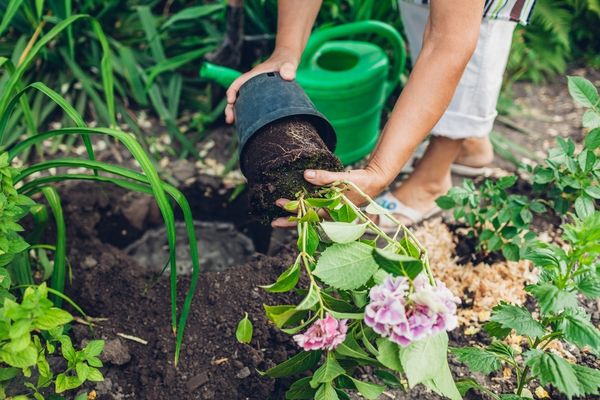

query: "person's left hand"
left=271, top=167, right=386, bottom=228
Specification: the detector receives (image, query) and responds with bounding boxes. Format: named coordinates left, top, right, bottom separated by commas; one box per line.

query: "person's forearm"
left=274, top=0, right=322, bottom=61
left=368, top=0, right=484, bottom=189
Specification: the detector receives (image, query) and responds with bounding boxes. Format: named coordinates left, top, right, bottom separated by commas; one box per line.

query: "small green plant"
left=524, top=77, right=600, bottom=219
left=252, top=182, right=461, bottom=400
left=436, top=176, right=545, bottom=261
left=0, top=281, right=105, bottom=398
left=453, top=212, right=600, bottom=399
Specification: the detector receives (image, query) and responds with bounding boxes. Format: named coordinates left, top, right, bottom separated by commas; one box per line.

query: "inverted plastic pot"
left=234, top=72, right=337, bottom=173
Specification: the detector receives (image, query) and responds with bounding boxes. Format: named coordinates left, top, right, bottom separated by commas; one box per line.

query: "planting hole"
left=316, top=49, right=359, bottom=71
left=125, top=221, right=255, bottom=274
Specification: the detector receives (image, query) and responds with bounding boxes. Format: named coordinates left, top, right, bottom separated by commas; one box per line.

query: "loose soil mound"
left=241, top=117, right=343, bottom=221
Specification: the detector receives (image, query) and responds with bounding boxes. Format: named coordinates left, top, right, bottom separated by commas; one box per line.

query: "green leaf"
left=583, top=109, right=600, bottom=129
left=372, top=248, right=422, bottom=279
left=313, top=242, right=378, bottom=290
left=435, top=195, right=456, bottom=210
left=572, top=364, right=600, bottom=396
left=489, top=303, right=546, bottom=338
left=502, top=243, right=520, bottom=261
left=1, top=345, right=37, bottom=368
left=264, top=305, right=298, bottom=328
left=456, top=377, right=487, bottom=396
left=320, top=222, right=368, bottom=244
left=526, top=284, right=578, bottom=315
left=315, top=383, right=340, bottom=400
left=328, top=204, right=357, bottom=223
left=34, top=307, right=73, bottom=330
left=0, top=367, right=19, bottom=381
left=296, top=283, right=320, bottom=310
left=560, top=311, right=600, bottom=354
left=451, top=346, right=502, bottom=374
left=568, top=76, right=599, bottom=108
left=575, top=195, right=595, bottom=219
left=76, top=362, right=90, bottom=381
left=260, top=262, right=300, bottom=293
left=399, top=332, right=448, bottom=387
left=423, top=359, right=462, bottom=400
left=585, top=128, right=600, bottom=149
left=86, top=367, right=104, bottom=382
left=525, top=350, right=580, bottom=398
left=578, top=149, right=597, bottom=172
left=585, top=186, right=600, bottom=199
left=83, top=340, right=104, bottom=358
left=577, top=276, right=600, bottom=298
left=305, top=224, right=320, bottom=256
left=236, top=313, right=253, bottom=344
left=346, top=375, right=385, bottom=400
left=262, top=350, right=322, bottom=378
left=286, top=377, right=317, bottom=399
left=376, top=338, right=403, bottom=372
left=310, top=353, right=345, bottom=387
left=161, top=4, right=224, bottom=29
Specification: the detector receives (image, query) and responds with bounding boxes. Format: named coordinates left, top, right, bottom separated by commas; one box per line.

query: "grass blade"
left=0, top=0, right=25, bottom=37
left=161, top=3, right=224, bottom=30
left=40, top=186, right=66, bottom=306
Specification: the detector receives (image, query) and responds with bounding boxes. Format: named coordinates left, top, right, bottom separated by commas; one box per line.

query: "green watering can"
left=200, top=20, right=406, bottom=164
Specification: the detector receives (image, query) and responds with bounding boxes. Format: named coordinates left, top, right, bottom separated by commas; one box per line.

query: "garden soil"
left=241, top=117, right=343, bottom=221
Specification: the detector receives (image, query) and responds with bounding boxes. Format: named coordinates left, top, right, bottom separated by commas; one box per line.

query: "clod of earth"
left=241, top=117, right=343, bottom=221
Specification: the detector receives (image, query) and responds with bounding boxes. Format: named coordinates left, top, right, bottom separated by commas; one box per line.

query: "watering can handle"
left=302, top=20, right=406, bottom=97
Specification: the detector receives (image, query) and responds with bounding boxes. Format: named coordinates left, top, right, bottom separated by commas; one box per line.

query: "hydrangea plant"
left=244, top=182, right=462, bottom=400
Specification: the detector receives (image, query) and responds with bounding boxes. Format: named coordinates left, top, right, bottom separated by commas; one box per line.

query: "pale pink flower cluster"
left=293, top=313, right=348, bottom=351
left=364, top=275, right=460, bottom=346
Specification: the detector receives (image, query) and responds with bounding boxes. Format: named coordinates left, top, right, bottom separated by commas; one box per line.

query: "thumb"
left=279, top=62, right=297, bottom=81
left=304, top=169, right=345, bottom=186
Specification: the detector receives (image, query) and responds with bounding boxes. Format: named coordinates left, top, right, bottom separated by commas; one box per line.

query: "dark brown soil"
left=241, top=117, right=343, bottom=221
left=58, top=182, right=301, bottom=399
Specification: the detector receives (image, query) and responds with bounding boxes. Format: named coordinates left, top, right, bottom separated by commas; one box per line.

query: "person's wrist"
left=272, top=45, right=301, bottom=64
left=364, top=162, right=393, bottom=196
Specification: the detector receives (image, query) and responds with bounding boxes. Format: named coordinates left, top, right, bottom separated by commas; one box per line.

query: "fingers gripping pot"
left=234, top=72, right=343, bottom=220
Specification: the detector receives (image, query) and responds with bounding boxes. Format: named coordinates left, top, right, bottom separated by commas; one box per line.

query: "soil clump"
left=241, top=117, right=343, bottom=221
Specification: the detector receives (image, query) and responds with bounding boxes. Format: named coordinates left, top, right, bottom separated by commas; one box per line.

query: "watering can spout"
left=199, top=62, right=242, bottom=87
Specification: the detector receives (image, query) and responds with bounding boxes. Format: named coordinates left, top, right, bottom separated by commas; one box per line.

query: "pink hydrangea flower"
left=364, top=274, right=460, bottom=346
left=293, top=313, right=348, bottom=351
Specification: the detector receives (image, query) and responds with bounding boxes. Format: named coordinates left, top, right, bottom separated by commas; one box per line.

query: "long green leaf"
left=40, top=187, right=66, bottom=307
left=0, top=0, right=25, bottom=37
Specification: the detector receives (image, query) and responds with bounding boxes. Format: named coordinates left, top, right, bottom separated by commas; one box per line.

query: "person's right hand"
left=225, top=47, right=299, bottom=124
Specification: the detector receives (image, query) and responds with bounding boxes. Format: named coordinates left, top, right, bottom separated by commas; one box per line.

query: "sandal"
left=371, top=191, right=442, bottom=233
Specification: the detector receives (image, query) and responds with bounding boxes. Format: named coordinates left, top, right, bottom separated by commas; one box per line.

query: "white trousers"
left=399, top=1, right=517, bottom=139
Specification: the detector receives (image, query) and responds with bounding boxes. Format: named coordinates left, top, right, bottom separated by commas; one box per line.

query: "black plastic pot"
left=234, top=72, right=337, bottom=172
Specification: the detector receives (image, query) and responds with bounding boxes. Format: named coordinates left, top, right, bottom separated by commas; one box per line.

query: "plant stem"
left=336, top=181, right=435, bottom=285
left=298, top=197, right=325, bottom=317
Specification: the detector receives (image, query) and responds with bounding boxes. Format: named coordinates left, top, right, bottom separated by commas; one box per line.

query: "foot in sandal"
left=451, top=136, right=495, bottom=177
left=373, top=171, right=451, bottom=231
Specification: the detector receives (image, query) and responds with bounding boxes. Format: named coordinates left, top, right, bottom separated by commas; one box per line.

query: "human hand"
left=271, top=167, right=387, bottom=228
left=225, top=47, right=299, bottom=124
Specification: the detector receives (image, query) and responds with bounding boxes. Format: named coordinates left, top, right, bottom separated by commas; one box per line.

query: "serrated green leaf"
left=502, top=243, right=520, bottom=261
left=525, top=350, right=580, bottom=398
left=236, top=313, right=253, bottom=344
left=577, top=275, right=600, bottom=298
left=320, top=221, right=368, bottom=244
left=313, top=242, right=378, bottom=290
left=264, top=305, right=297, bottom=328
left=489, top=303, right=546, bottom=338
left=575, top=195, right=595, bottom=219
left=572, top=364, right=600, bottom=396
left=34, top=307, right=73, bottom=330
left=526, top=283, right=578, bottom=315
left=451, top=346, right=502, bottom=374
left=83, top=340, right=104, bottom=358
left=329, top=204, right=357, bottom=223
left=578, top=149, right=597, bottom=172
left=560, top=312, right=600, bottom=354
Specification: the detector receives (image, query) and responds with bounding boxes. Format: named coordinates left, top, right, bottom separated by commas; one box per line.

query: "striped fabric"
left=403, top=0, right=537, bottom=25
